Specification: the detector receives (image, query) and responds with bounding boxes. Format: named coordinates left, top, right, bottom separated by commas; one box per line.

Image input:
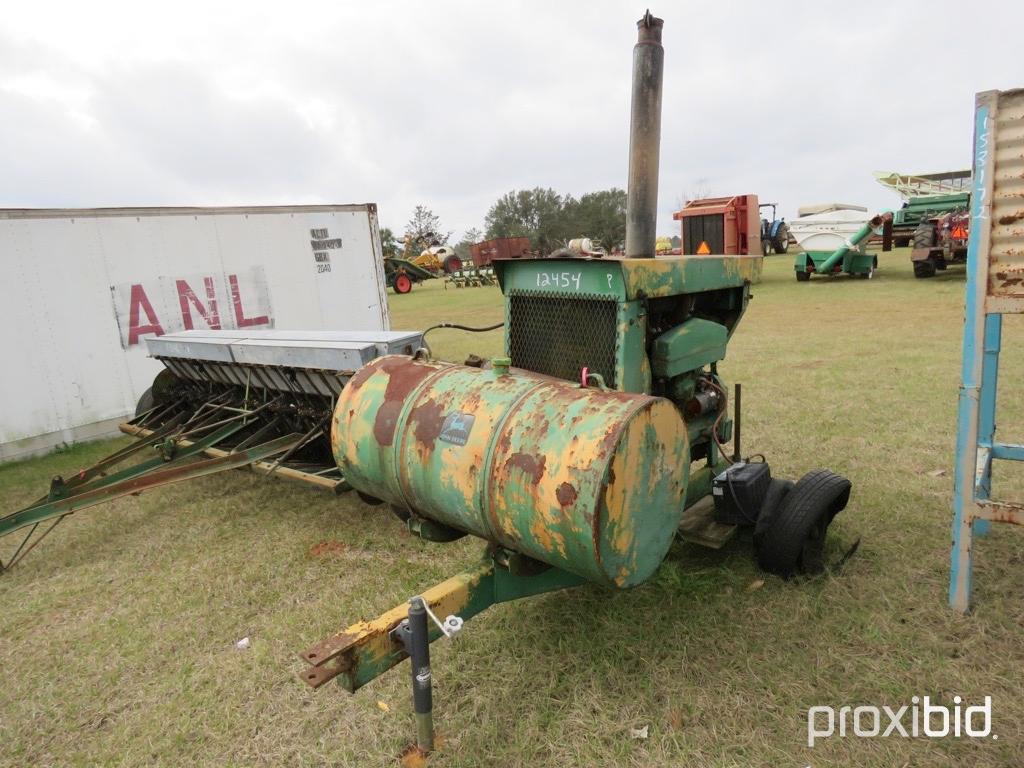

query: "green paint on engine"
left=651, top=317, right=728, bottom=379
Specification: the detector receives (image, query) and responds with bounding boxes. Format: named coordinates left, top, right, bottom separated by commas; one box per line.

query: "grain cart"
left=298, top=13, right=853, bottom=753
left=790, top=210, right=893, bottom=281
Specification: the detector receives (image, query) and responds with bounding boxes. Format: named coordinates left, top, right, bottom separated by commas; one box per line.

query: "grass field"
left=2, top=250, right=1023, bottom=767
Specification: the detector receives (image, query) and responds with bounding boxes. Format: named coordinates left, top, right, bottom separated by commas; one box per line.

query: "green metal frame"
left=304, top=255, right=758, bottom=691
left=496, top=255, right=757, bottom=394
left=0, top=401, right=303, bottom=573
left=797, top=250, right=876, bottom=277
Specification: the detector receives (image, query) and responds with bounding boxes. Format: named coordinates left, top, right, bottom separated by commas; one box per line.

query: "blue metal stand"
left=950, top=88, right=1024, bottom=612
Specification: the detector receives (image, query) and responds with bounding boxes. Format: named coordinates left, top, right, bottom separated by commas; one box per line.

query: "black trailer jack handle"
left=391, top=596, right=465, bottom=754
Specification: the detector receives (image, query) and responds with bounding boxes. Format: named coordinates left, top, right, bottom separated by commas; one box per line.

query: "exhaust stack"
left=625, top=10, right=664, bottom=259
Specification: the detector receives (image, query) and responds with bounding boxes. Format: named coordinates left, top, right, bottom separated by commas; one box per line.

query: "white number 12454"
left=536, top=271, right=581, bottom=290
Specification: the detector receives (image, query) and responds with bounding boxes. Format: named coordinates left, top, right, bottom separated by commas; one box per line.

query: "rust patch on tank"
left=345, top=362, right=376, bottom=392
left=555, top=481, right=578, bottom=507
left=410, top=398, right=445, bottom=449
left=998, top=212, right=1023, bottom=225
left=372, top=358, right=441, bottom=446
left=506, top=452, right=546, bottom=484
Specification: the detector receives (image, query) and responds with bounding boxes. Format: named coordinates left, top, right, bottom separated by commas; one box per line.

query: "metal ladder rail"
left=949, top=88, right=1024, bottom=612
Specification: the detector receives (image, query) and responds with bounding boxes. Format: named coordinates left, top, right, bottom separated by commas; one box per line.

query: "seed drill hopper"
left=0, top=330, right=422, bottom=572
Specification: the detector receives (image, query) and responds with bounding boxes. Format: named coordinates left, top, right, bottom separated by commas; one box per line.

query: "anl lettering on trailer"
left=0, top=203, right=388, bottom=462
left=111, top=265, right=274, bottom=348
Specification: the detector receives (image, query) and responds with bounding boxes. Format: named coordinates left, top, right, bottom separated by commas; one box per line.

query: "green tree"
left=404, top=205, right=452, bottom=255
left=453, top=227, right=484, bottom=262
left=484, top=187, right=627, bottom=253
left=379, top=227, right=400, bottom=258
left=484, top=188, right=568, bottom=253
left=562, top=188, right=627, bottom=252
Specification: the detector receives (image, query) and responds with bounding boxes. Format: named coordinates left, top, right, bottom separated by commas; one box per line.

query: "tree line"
left=382, top=186, right=628, bottom=260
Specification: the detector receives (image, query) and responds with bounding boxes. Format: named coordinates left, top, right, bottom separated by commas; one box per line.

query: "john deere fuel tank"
left=333, top=355, right=690, bottom=587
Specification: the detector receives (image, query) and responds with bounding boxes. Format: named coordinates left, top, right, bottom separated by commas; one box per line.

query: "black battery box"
left=712, top=461, right=771, bottom=525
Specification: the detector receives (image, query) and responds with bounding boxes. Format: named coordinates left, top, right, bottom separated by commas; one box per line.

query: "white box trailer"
left=0, top=204, right=390, bottom=461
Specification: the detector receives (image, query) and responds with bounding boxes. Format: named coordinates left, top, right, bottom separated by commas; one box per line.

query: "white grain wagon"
left=0, top=204, right=389, bottom=461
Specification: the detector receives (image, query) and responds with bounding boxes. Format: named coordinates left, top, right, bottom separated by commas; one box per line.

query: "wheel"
left=795, top=269, right=811, bottom=282
left=913, top=259, right=937, bottom=279
left=393, top=273, right=413, bottom=294
left=755, top=470, right=851, bottom=577
left=753, top=478, right=796, bottom=546
left=857, top=266, right=874, bottom=279
left=912, top=220, right=935, bottom=250
left=771, top=224, right=789, bottom=254
left=135, top=387, right=155, bottom=417
left=761, top=237, right=771, bottom=257
left=442, top=255, right=462, bottom=274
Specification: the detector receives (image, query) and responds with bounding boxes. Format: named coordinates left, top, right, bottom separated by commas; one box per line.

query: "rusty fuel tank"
left=333, top=356, right=690, bottom=588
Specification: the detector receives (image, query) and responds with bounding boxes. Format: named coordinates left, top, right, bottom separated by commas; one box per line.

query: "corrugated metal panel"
left=0, top=204, right=389, bottom=461
left=985, top=89, right=1024, bottom=311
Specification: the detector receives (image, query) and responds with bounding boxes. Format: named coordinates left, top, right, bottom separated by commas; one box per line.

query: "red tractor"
left=911, top=208, right=970, bottom=278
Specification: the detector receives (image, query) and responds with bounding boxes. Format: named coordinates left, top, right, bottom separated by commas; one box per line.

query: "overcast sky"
left=2, top=1, right=1021, bottom=240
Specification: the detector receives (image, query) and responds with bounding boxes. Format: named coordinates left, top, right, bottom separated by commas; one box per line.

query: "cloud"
left=0, top=0, right=1021, bottom=237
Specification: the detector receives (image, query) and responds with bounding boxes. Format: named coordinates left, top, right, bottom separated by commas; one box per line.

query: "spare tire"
left=753, top=478, right=795, bottom=545
left=756, top=470, right=851, bottom=577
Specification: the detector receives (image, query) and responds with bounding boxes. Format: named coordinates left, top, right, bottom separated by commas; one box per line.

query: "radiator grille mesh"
left=507, top=292, right=618, bottom=387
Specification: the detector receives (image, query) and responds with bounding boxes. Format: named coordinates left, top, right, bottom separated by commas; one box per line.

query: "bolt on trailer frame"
left=950, top=87, right=1024, bottom=612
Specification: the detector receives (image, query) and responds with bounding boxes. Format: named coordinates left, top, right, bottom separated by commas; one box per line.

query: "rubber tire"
left=443, top=255, right=462, bottom=274
left=913, top=259, right=937, bottom=279
left=761, top=237, right=771, bottom=257
left=753, top=478, right=796, bottom=545
left=135, top=387, right=155, bottom=417
left=755, top=470, right=851, bottom=578
left=771, top=224, right=790, bottom=254
left=795, top=269, right=811, bottom=282
left=913, top=220, right=935, bottom=250
left=393, top=273, right=413, bottom=294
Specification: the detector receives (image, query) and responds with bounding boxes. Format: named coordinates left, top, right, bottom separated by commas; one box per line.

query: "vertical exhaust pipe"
left=625, top=10, right=664, bottom=259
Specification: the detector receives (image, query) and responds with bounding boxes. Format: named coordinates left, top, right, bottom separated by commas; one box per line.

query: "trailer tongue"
left=0, top=329, right=422, bottom=573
